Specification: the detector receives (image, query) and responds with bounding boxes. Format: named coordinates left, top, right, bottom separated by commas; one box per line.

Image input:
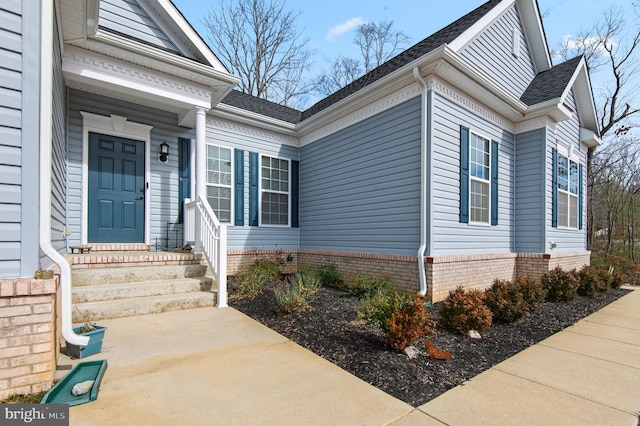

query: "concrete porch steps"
left=68, top=251, right=217, bottom=322
left=72, top=291, right=216, bottom=322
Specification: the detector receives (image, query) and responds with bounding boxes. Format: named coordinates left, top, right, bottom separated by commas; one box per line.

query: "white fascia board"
left=448, top=0, right=515, bottom=52
left=155, top=0, right=228, bottom=72
left=523, top=98, right=572, bottom=122
left=440, top=46, right=528, bottom=114
left=86, top=0, right=100, bottom=37
left=566, top=60, right=600, bottom=136
left=63, top=46, right=212, bottom=109
left=580, top=128, right=601, bottom=148
left=90, top=30, right=239, bottom=87
left=515, top=0, right=551, bottom=72
left=211, top=104, right=298, bottom=136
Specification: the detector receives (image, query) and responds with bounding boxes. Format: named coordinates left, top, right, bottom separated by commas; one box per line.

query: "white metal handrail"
left=184, top=197, right=227, bottom=307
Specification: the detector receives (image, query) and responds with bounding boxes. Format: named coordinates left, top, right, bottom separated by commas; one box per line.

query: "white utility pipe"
left=39, top=0, right=88, bottom=347
left=412, top=67, right=428, bottom=297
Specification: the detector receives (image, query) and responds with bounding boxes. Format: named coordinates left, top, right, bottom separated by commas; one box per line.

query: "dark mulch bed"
left=229, top=284, right=630, bottom=407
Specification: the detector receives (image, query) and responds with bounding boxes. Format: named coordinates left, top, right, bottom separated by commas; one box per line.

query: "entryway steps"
left=72, top=278, right=213, bottom=304
left=72, top=292, right=216, bottom=322
left=71, top=264, right=208, bottom=287
left=68, top=251, right=217, bottom=322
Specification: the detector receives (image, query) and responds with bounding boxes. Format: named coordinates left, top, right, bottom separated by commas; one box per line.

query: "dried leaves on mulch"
left=229, top=285, right=630, bottom=407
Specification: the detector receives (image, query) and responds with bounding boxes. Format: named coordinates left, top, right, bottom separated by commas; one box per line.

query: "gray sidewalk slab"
left=66, top=307, right=416, bottom=426
left=417, top=287, right=640, bottom=426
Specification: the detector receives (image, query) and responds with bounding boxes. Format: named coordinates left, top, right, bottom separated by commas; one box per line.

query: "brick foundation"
left=0, top=277, right=60, bottom=400
left=227, top=249, right=591, bottom=303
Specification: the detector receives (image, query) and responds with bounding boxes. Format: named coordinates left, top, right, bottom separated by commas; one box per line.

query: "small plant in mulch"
left=343, top=273, right=395, bottom=298
left=236, top=259, right=284, bottom=297
left=518, top=276, right=547, bottom=311
left=385, top=295, right=435, bottom=351
left=542, top=266, right=579, bottom=302
left=1, top=390, right=48, bottom=404
left=275, top=281, right=310, bottom=315
left=483, top=279, right=529, bottom=324
left=439, top=286, right=493, bottom=335
left=576, top=265, right=610, bottom=298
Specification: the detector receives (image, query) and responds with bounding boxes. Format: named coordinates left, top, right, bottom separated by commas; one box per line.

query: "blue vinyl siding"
left=459, top=4, right=536, bottom=98
left=430, top=92, right=514, bottom=255
left=299, top=97, right=422, bottom=256
left=51, top=11, right=67, bottom=255
left=0, top=1, right=23, bottom=277
left=546, top=91, right=587, bottom=251
left=515, top=128, right=545, bottom=252
left=66, top=89, right=195, bottom=249
left=205, top=119, right=299, bottom=250
left=99, top=0, right=181, bottom=54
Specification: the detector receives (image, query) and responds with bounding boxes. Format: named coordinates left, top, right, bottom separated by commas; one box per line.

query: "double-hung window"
left=206, top=145, right=232, bottom=223
left=260, top=155, right=289, bottom=226
left=557, top=154, right=579, bottom=229
left=470, top=132, right=491, bottom=224
left=460, top=126, right=498, bottom=226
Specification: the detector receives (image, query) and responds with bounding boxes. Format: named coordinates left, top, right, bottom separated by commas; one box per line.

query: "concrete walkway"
left=65, top=288, right=640, bottom=425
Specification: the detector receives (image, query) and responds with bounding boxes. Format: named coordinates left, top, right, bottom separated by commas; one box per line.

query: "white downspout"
left=39, top=0, right=88, bottom=347
left=413, top=67, right=428, bottom=297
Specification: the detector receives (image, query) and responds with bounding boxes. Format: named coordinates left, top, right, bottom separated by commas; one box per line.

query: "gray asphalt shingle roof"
left=220, top=0, right=503, bottom=123
left=520, top=55, right=583, bottom=106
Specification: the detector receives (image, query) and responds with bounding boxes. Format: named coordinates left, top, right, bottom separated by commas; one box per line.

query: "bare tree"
left=315, top=56, right=363, bottom=96
left=355, top=20, right=411, bottom=73
left=314, top=20, right=410, bottom=96
left=202, top=0, right=314, bottom=108
left=555, top=5, right=640, bottom=136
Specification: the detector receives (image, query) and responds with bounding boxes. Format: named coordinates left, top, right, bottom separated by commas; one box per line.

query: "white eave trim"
left=155, top=0, right=228, bottom=71
left=91, top=29, right=238, bottom=87
left=523, top=98, right=572, bottom=122
left=212, top=104, right=298, bottom=135
left=448, top=0, right=515, bottom=51
left=580, top=127, right=601, bottom=148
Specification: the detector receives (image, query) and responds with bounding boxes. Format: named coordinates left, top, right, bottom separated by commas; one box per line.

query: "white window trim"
left=258, top=154, right=291, bottom=228
left=469, top=130, right=492, bottom=226
left=80, top=112, right=153, bottom=244
left=205, top=143, right=234, bottom=225
left=556, top=153, right=580, bottom=230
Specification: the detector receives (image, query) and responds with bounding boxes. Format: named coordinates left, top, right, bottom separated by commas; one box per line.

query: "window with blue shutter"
left=553, top=147, right=581, bottom=229
left=552, top=148, right=558, bottom=228
left=459, top=126, right=470, bottom=223
left=291, top=160, right=299, bottom=228
left=234, top=149, right=244, bottom=226
left=491, top=140, right=499, bottom=226
left=249, top=152, right=259, bottom=226
left=579, top=163, right=583, bottom=230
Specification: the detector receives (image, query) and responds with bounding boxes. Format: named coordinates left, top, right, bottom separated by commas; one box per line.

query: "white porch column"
left=194, top=107, right=208, bottom=252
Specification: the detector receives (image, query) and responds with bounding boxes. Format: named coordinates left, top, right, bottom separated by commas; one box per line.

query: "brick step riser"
left=72, top=264, right=209, bottom=286
left=72, top=278, right=214, bottom=304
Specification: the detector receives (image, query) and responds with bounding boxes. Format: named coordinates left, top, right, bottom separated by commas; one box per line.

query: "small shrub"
left=275, top=283, right=309, bottom=315
left=295, top=268, right=323, bottom=296
left=439, top=287, right=492, bottom=335
left=518, top=276, right=547, bottom=311
left=386, top=295, right=435, bottom=351
left=357, top=289, right=411, bottom=333
left=542, top=267, right=579, bottom=302
left=345, top=273, right=394, bottom=298
left=576, top=265, right=608, bottom=298
left=317, top=266, right=344, bottom=289
left=236, top=259, right=283, bottom=297
left=484, top=279, right=529, bottom=324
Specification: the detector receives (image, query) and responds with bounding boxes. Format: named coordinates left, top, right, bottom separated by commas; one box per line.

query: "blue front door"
left=88, top=133, right=145, bottom=243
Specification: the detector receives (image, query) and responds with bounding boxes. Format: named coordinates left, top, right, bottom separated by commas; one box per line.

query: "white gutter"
left=40, top=0, right=89, bottom=347
left=413, top=67, right=428, bottom=297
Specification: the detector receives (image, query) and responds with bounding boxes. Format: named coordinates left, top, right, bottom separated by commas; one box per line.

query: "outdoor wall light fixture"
left=159, top=142, right=170, bottom=163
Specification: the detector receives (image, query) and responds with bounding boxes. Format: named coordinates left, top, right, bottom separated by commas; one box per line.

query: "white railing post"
left=217, top=224, right=228, bottom=307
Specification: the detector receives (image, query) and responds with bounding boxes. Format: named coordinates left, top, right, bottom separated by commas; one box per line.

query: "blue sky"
left=172, top=0, right=635, bottom=102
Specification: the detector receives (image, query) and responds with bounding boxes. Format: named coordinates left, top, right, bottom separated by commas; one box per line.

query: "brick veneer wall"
left=226, top=249, right=591, bottom=303
left=0, top=277, right=60, bottom=400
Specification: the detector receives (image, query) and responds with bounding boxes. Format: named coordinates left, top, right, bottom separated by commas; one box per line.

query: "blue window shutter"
left=249, top=152, right=259, bottom=226
left=552, top=148, right=558, bottom=228
left=234, top=149, right=244, bottom=226
left=291, top=160, right=299, bottom=228
left=579, top=163, right=584, bottom=230
left=491, top=140, right=499, bottom=226
left=459, top=126, right=470, bottom=223
left=178, top=138, right=191, bottom=223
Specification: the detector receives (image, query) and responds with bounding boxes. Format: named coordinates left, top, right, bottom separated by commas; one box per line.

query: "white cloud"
left=561, top=34, right=617, bottom=56
left=326, top=17, right=365, bottom=41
